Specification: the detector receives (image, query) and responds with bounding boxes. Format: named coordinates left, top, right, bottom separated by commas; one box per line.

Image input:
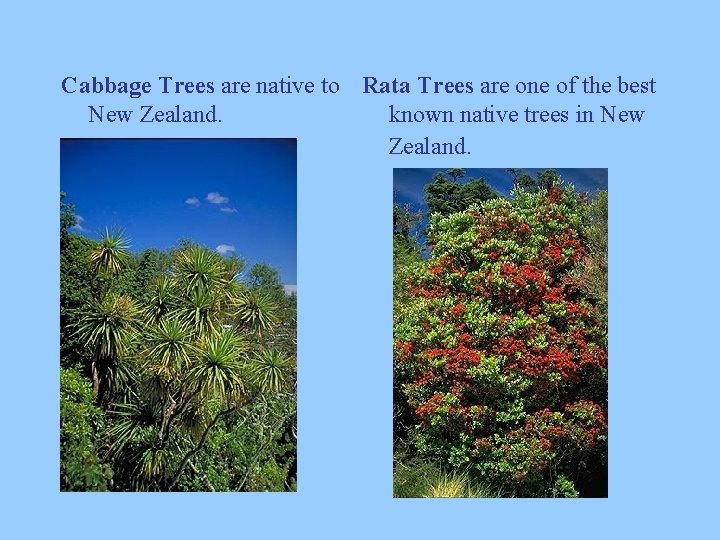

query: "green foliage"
left=552, top=474, right=580, bottom=498
left=427, top=470, right=481, bottom=498
left=569, top=190, right=608, bottom=322
left=271, top=292, right=297, bottom=358
left=248, top=262, right=280, bottom=287
left=424, top=169, right=499, bottom=216
left=143, top=317, right=194, bottom=381
left=174, top=245, right=227, bottom=297
left=251, top=349, right=295, bottom=393
left=234, top=289, right=279, bottom=335
left=393, top=457, right=443, bottom=498
left=508, top=168, right=561, bottom=193
left=142, top=275, right=176, bottom=326
left=245, top=456, right=294, bottom=492
left=60, top=192, right=77, bottom=238
left=248, top=262, right=285, bottom=301
left=393, top=233, right=425, bottom=443
left=393, top=234, right=422, bottom=308
left=60, top=201, right=297, bottom=491
left=393, top=197, right=424, bottom=315
left=76, top=293, right=139, bottom=362
left=74, top=292, right=140, bottom=401
left=393, top=454, right=501, bottom=498
left=190, top=330, right=247, bottom=402
left=60, top=368, right=113, bottom=491
left=174, top=392, right=296, bottom=492
left=105, top=401, right=169, bottom=491
left=112, top=248, right=173, bottom=302
left=61, top=233, right=101, bottom=368
left=90, top=228, right=131, bottom=276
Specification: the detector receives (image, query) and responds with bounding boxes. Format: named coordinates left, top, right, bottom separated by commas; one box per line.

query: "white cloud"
left=185, top=196, right=200, bottom=207
left=283, top=284, right=297, bottom=295
left=220, top=207, right=238, bottom=213
left=71, top=215, right=87, bottom=232
left=216, top=244, right=236, bottom=255
left=206, top=192, right=229, bottom=204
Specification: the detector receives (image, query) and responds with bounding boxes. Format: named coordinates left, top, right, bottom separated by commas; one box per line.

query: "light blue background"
left=2, top=1, right=717, bottom=538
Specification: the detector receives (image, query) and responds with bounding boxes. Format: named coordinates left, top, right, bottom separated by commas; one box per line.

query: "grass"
left=394, top=454, right=506, bottom=498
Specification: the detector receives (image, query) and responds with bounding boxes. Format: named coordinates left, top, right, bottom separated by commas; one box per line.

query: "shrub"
left=60, top=368, right=113, bottom=491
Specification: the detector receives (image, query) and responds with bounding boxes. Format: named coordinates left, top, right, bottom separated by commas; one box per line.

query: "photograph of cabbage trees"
left=60, top=139, right=297, bottom=491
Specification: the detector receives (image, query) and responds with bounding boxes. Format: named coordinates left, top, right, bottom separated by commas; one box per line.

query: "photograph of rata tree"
left=60, top=139, right=297, bottom=492
left=393, top=168, right=608, bottom=498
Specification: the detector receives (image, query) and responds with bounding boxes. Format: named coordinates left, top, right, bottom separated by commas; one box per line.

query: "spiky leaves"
left=75, top=292, right=139, bottom=398
left=89, top=228, right=130, bottom=276
left=177, top=286, right=223, bottom=339
left=234, top=290, right=278, bottom=334
left=189, top=331, right=247, bottom=402
left=173, top=245, right=226, bottom=297
left=143, top=317, right=195, bottom=382
left=250, top=349, right=294, bottom=393
left=106, top=401, right=169, bottom=490
left=76, top=293, right=138, bottom=360
left=171, top=245, right=240, bottom=340
left=66, top=235, right=296, bottom=491
left=142, top=274, right=176, bottom=327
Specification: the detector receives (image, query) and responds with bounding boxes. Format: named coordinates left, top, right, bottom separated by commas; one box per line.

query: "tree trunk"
left=165, top=406, right=236, bottom=491
left=91, top=347, right=101, bottom=395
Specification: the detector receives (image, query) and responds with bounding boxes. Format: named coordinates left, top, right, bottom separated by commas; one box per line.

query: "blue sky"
left=61, top=139, right=297, bottom=286
left=394, top=168, right=608, bottom=209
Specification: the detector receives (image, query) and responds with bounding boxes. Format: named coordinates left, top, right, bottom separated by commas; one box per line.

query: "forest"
left=393, top=169, right=608, bottom=497
left=60, top=194, right=297, bottom=492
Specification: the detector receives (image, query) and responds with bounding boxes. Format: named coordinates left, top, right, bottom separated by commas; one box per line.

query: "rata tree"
left=394, top=186, right=608, bottom=497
